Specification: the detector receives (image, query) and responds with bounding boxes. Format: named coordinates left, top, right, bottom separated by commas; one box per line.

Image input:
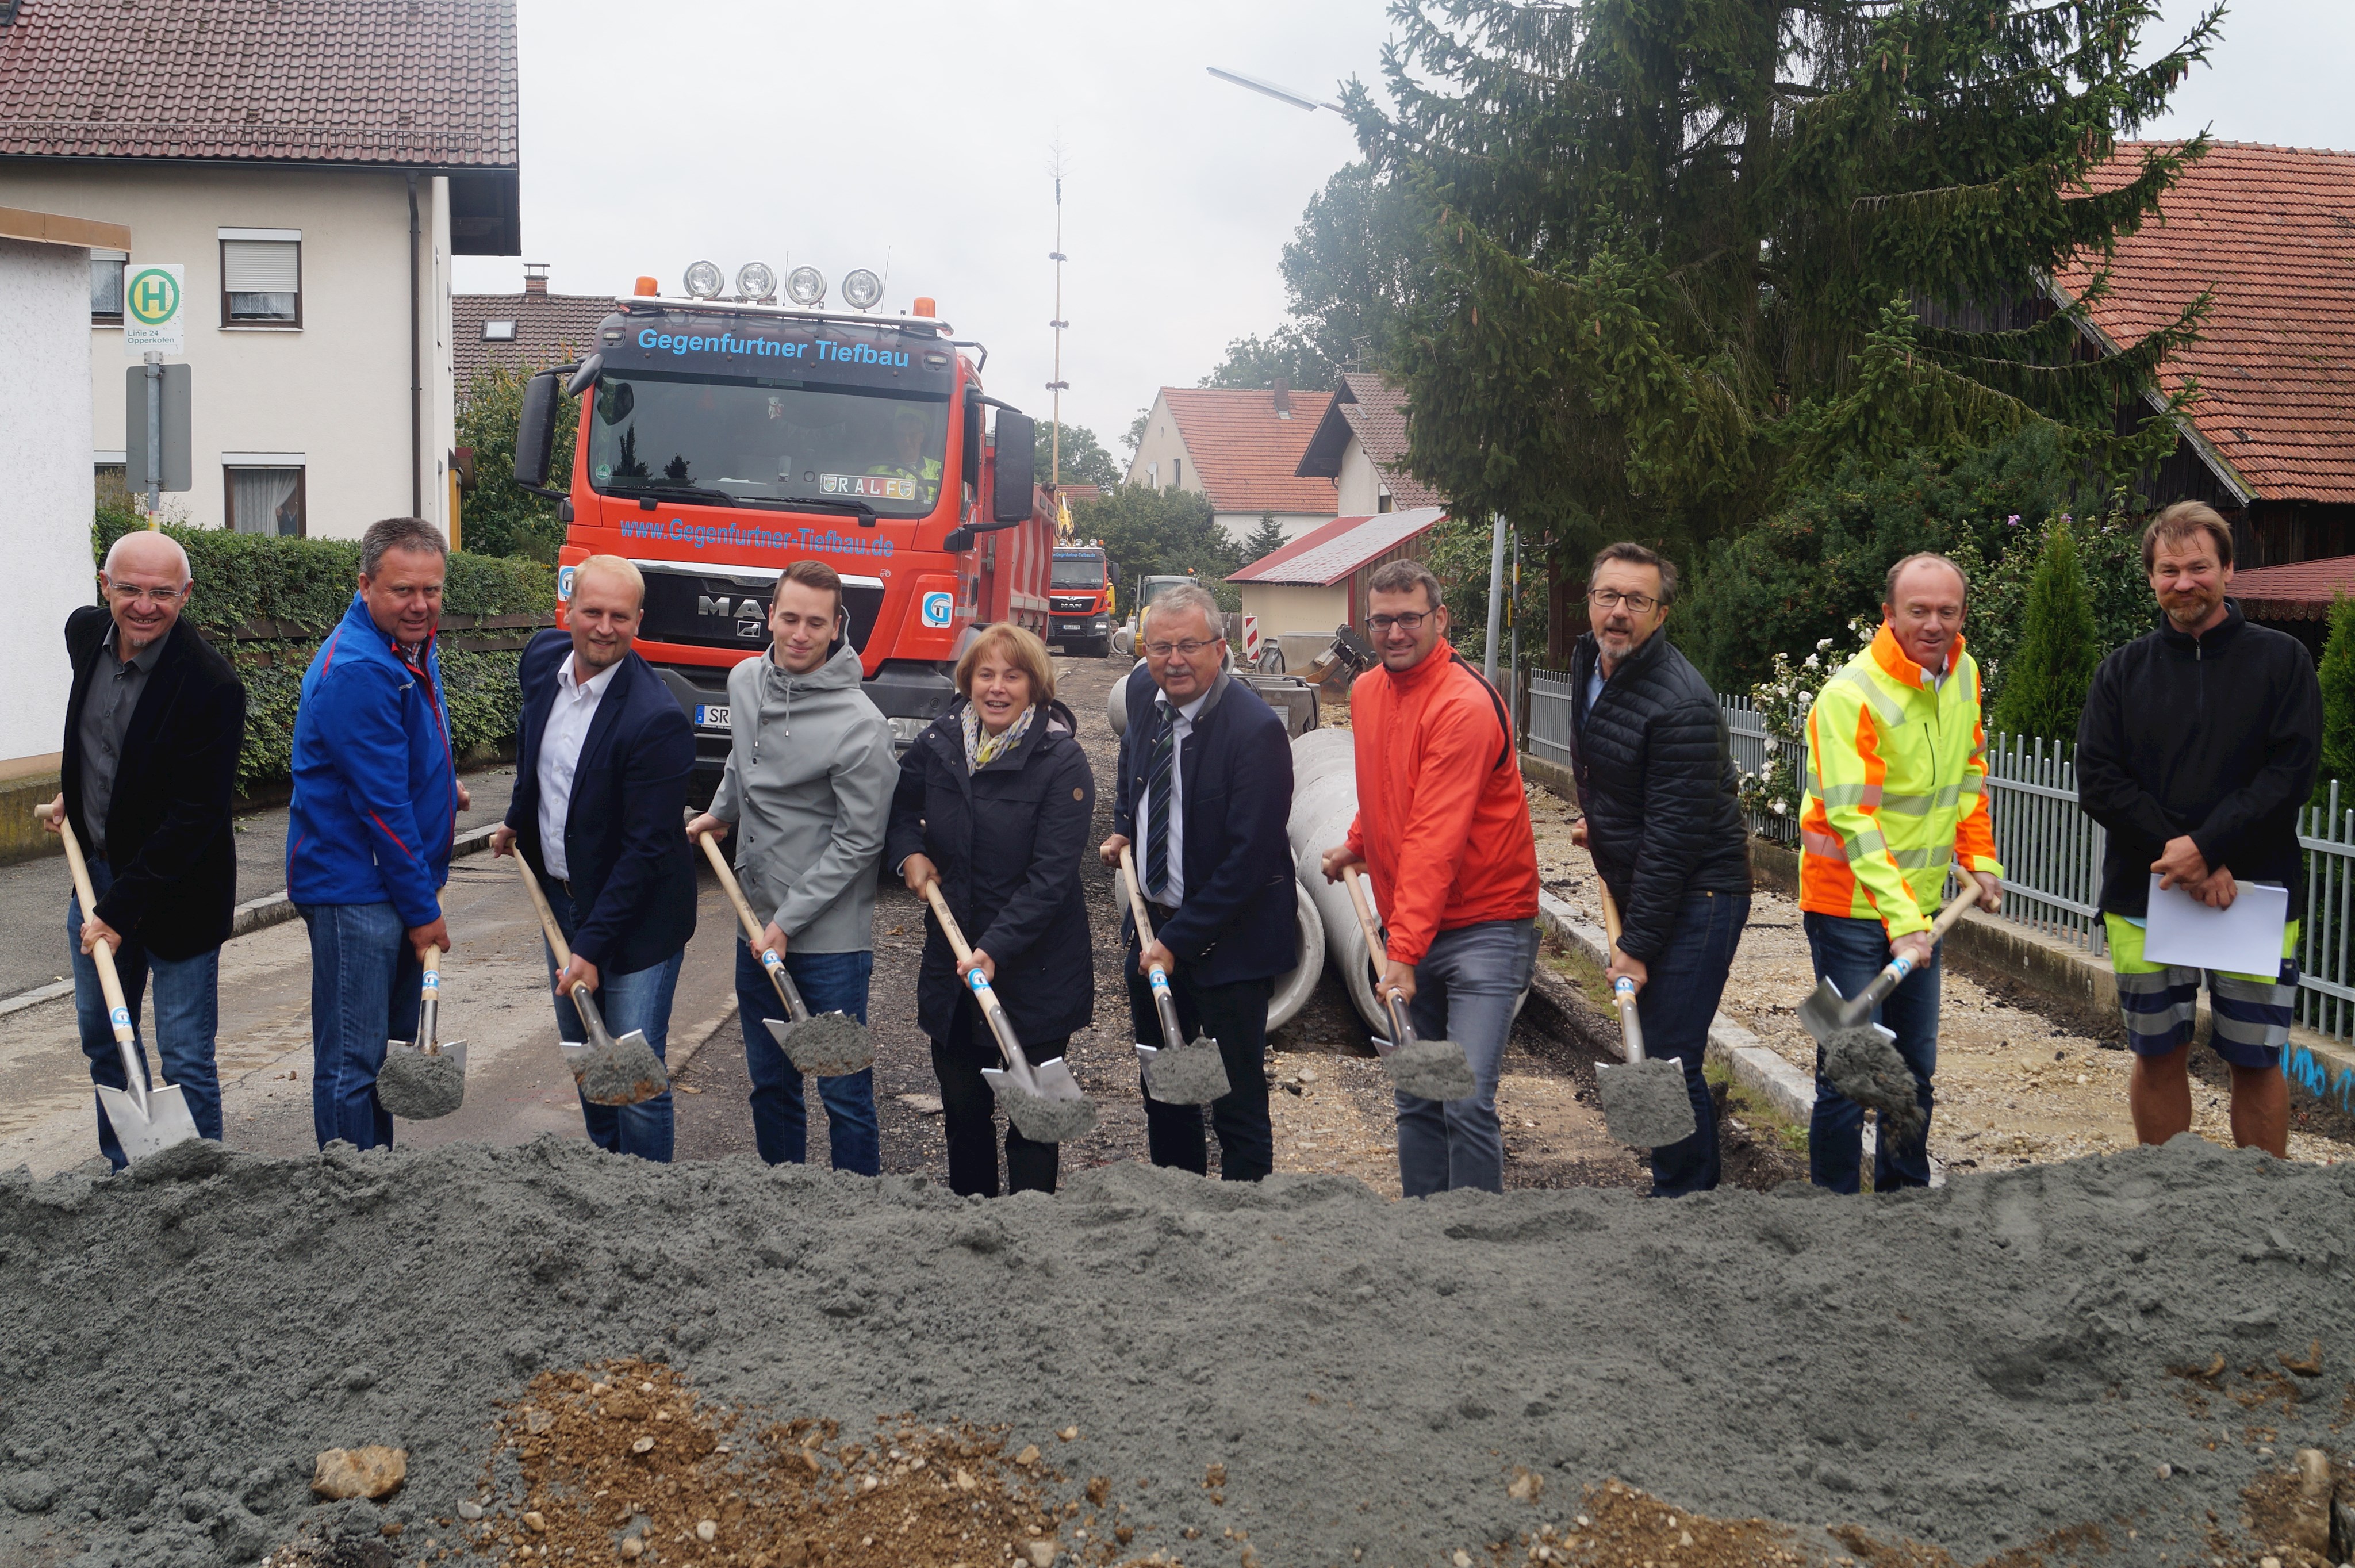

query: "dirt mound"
left=2, top=1134, right=2351, bottom=1566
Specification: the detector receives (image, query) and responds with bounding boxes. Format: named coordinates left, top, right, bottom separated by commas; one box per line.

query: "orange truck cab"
left=1048, top=542, right=1117, bottom=656
left=512, top=271, right=1048, bottom=799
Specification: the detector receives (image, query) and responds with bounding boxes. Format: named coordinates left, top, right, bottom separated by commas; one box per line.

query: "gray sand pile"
left=1141, top=1036, right=1231, bottom=1105
left=1595, top=1056, right=1696, bottom=1147
left=1821, top=1025, right=1927, bottom=1141
left=572, top=1037, right=669, bottom=1107
left=990, top=1080, right=1100, bottom=1143
left=776, top=1012, right=875, bottom=1078
left=373, top=1049, right=465, bottom=1121
left=1387, top=1036, right=1476, bottom=1101
left=3, top=1135, right=2352, bottom=1567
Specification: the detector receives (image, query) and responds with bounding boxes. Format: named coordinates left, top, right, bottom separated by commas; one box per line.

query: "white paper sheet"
left=2141, top=873, right=2288, bottom=976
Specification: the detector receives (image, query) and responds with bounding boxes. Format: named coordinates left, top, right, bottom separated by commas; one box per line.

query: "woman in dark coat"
left=886, top=623, right=1095, bottom=1196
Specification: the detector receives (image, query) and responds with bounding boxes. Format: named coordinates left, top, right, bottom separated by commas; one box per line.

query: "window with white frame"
left=90, top=250, right=126, bottom=324
left=225, top=463, right=306, bottom=536
left=219, top=229, right=302, bottom=325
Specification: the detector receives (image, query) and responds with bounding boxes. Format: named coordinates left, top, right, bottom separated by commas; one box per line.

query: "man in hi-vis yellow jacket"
left=1797, top=553, right=2004, bottom=1193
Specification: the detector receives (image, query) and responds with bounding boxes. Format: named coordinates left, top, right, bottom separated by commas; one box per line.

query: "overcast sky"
left=454, top=0, right=2354, bottom=456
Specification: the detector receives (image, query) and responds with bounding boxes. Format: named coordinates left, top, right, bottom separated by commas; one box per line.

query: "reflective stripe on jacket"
left=1797, top=623, right=2004, bottom=936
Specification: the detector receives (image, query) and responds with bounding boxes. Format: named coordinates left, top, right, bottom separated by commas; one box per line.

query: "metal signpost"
left=121, top=264, right=186, bottom=519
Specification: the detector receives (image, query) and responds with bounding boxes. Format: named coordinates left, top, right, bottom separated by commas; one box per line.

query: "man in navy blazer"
left=1100, top=582, right=1297, bottom=1180
left=492, top=555, right=696, bottom=1160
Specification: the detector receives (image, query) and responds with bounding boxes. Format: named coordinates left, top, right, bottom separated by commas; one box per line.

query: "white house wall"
left=1215, top=511, right=1332, bottom=546
left=0, top=236, right=95, bottom=767
left=1123, top=390, right=1198, bottom=494
left=0, top=163, right=456, bottom=541
left=1333, top=432, right=1384, bottom=516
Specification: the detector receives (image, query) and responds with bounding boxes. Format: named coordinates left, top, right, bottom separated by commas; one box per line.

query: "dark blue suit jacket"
left=1111, top=664, right=1298, bottom=985
left=506, top=630, right=696, bottom=974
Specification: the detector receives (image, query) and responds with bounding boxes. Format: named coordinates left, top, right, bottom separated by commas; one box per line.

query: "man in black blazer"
left=492, top=555, right=696, bottom=1160
left=42, top=530, right=246, bottom=1169
left=1100, top=583, right=1297, bottom=1180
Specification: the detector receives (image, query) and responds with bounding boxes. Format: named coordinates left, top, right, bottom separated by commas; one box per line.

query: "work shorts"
left=2104, top=912, right=2299, bottom=1068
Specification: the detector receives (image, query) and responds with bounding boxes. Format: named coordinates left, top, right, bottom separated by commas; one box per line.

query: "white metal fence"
left=1543, top=675, right=2355, bottom=1044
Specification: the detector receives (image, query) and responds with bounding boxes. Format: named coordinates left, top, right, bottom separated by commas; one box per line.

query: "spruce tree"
left=1990, top=523, right=2096, bottom=746
left=2314, top=595, right=2355, bottom=808
left=1240, top=512, right=1289, bottom=563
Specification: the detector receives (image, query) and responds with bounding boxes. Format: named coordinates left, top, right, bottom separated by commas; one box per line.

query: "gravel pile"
left=3, top=1134, right=2351, bottom=1566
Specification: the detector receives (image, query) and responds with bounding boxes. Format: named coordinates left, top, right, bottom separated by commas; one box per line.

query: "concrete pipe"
left=1288, top=729, right=1390, bottom=1032
left=1106, top=664, right=1133, bottom=738
left=1266, top=881, right=1326, bottom=1030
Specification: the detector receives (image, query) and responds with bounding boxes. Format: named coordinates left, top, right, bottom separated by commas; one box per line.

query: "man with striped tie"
left=1100, top=583, right=1298, bottom=1180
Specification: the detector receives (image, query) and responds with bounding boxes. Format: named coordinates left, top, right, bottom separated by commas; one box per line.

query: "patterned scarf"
left=960, top=702, right=1036, bottom=773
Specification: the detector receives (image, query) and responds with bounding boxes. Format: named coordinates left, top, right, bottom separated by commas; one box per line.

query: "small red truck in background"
left=513, top=270, right=1048, bottom=797
left=1048, top=540, right=1117, bottom=656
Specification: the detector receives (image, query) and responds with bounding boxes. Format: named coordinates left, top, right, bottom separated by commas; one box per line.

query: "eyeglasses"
left=1143, top=639, right=1218, bottom=658
left=1587, top=588, right=1659, bottom=614
left=106, top=584, right=187, bottom=606
left=1367, top=611, right=1431, bottom=634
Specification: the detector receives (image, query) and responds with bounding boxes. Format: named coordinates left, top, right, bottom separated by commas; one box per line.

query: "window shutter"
left=221, top=240, right=300, bottom=293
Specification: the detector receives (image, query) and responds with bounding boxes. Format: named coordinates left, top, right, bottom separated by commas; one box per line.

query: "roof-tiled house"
left=2054, top=141, right=2355, bottom=567
left=455, top=265, right=610, bottom=392
left=1294, top=372, right=1444, bottom=515
left=1226, top=505, right=1446, bottom=664
left=0, top=0, right=521, bottom=541
left=1123, top=383, right=1338, bottom=545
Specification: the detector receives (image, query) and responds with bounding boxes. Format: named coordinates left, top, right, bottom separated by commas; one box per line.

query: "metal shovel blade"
left=1138, top=1035, right=1232, bottom=1105
left=983, top=1061, right=1099, bottom=1143
left=94, top=1082, right=201, bottom=1163
left=774, top=1011, right=875, bottom=1078
left=1797, top=976, right=1867, bottom=1045
left=378, top=1037, right=470, bottom=1120
left=573, top=1028, right=669, bottom=1107
left=1596, top=1057, right=1697, bottom=1148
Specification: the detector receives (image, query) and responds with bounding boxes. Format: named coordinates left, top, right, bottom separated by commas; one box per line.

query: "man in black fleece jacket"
left=2076, top=501, right=2319, bottom=1159
left=1569, top=542, right=1752, bottom=1194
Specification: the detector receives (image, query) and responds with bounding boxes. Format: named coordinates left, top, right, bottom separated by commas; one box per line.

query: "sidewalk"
left=0, top=765, right=517, bottom=1006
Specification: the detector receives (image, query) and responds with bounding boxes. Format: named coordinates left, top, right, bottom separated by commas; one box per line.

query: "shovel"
left=1795, top=880, right=1982, bottom=1143
left=1117, top=846, right=1232, bottom=1106
left=695, top=830, right=875, bottom=1077
left=919, top=879, right=1097, bottom=1142
left=513, top=852, right=670, bottom=1106
left=36, top=803, right=202, bottom=1161
left=376, top=931, right=469, bottom=1120
left=1591, top=883, right=1695, bottom=1148
left=1341, top=864, right=1477, bottom=1102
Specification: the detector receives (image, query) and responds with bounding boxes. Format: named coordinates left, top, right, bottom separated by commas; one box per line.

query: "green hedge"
left=92, top=501, right=555, bottom=791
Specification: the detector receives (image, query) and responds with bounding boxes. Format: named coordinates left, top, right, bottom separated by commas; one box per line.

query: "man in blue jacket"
left=1099, top=583, right=1297, bottom=1180
left=288, top=517, right=468, bottom=1151
left=492, top=555, right=695, bottom=1161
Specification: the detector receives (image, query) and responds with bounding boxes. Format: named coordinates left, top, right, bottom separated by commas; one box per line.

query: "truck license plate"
left=695, top=704, right=731, bottom=730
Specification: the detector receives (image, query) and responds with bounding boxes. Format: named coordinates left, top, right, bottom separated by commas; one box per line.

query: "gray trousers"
left=1397, top=918, right=1540, bottom=1197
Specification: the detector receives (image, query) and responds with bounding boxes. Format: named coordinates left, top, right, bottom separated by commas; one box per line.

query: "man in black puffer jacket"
left=1568, top=543, right=1752, bottom=1194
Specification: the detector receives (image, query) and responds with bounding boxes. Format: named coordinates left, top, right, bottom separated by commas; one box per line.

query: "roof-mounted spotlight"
left=735, top=261, right=776, bottom=301
left=841, top=269, right=883, bottom=311
left=784, top=266, right=827, bottom=307
left=682, top=260, right=725, bottom=299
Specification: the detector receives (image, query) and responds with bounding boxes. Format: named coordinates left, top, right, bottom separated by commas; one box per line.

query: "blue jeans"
left=1805, top=911, right=1939, bottom=1193
left=540, top=881, right=683, bottom=1163
left=1398, top=919, right=1540, bottom=1198
left=298, top=899, right=420, bottom=1152
left=69, top=861, right=224, bottom=1170
left=734, top=943, right=879, bottom=1175
left=1633, top=891, right=1749, bottom=1197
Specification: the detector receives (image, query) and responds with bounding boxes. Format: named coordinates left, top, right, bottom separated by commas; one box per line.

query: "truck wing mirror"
left=991, top=408, right=1036, bottom=524
left=565, top=353, right=603, bottom=398
left=515, top=369, right=563, bottom=494
left=943, top=525, right=975, bottom=553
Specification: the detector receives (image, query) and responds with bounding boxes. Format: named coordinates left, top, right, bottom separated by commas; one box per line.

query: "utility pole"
left=143, top=349, right=163, bottom=521
left=1483, top=512, right=1507, bottom=685
left=1046, top=144, right=1071, bottom=499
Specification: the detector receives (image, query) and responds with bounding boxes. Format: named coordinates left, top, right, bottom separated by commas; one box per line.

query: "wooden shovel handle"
left=920, top=880, right=976, bottom=964
left=512, top=850, right=573, bottom=968
left=1117, top=845, right=1156, bottom=945
left=1596, top=880, right=1625, bottom=949
left=696, top=829, right=769, bottom=949
left=1928, top=885, right=1979, bottom=941
left=1340, top=863, right=1389, bottom=969
left=37, top=802, right=136, bottom=1038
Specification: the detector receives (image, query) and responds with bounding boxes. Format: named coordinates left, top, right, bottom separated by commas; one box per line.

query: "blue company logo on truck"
left=635, top=328, right=911, bottom=367
left=617, top=516, right=896, bottom=558
left=921, top=591, right=953, bottom=627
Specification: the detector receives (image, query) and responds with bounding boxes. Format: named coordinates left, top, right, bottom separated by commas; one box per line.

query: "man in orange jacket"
left=1322, top=559, right=1541, bottom=1195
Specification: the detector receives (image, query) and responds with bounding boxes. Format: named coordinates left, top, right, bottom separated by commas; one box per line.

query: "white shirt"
left=1139, top=688, right=1211, bottom=906
left=537, top=652, right=620, bottom=880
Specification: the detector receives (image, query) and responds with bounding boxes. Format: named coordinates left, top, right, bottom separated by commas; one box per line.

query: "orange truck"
left=513, top=267, right=1049, bottom=796
left=1048, top=541, right=1118, bottom=656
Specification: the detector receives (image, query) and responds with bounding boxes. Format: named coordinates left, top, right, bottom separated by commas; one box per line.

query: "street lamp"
left=1205, top=65, right=1343, bottom=113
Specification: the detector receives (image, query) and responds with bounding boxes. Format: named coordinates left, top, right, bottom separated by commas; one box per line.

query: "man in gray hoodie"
left=686, top=559, right=896, bottom=1172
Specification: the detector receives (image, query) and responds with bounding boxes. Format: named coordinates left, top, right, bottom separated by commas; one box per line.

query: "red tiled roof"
left=2054, top=141, right=2355, bottom=505
left=1295, top=372, right=1446, bottom=509
left=0, top=0, right=518, bottom=167
left=1229, top=507, right=1446, bottom=586
left=1157, top=387, right=1338, bottom=515
left=2225, top=558, right=2355, bottom=620
left=454, top=290, right=611, bottom=393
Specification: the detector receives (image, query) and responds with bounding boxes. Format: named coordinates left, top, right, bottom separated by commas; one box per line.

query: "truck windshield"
left=586, top=371, right=950, bottom=515
left=1051, top=556, right=1104, bottom=588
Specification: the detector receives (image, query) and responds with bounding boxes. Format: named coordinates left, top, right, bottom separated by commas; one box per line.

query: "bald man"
left=42, top=530, right=247, bottom=1168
